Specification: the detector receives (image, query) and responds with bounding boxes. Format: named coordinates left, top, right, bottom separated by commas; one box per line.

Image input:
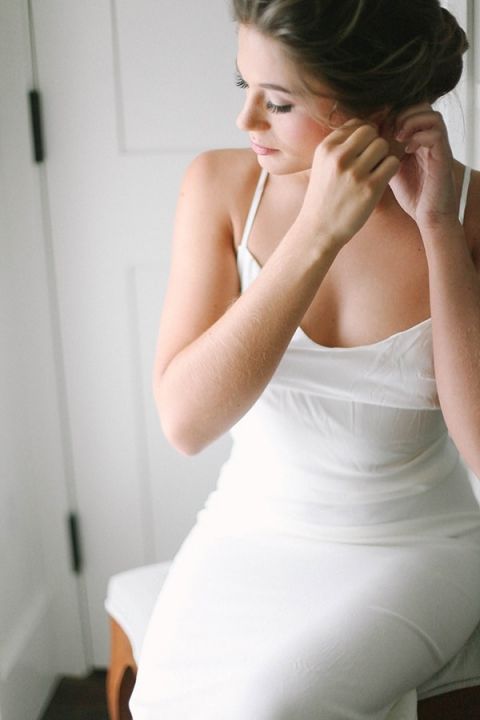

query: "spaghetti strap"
left=238, top=168, right=269, bottom=249
left=459, top=165, right=472, bottom=225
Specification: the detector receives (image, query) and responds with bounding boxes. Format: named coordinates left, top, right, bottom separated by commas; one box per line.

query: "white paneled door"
left=31, top=0, right=242, bottom=666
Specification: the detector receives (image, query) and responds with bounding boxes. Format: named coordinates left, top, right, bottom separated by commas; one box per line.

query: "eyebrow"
left=259, top=82, right=294, bottom=94
left=235, top=60, right=296, bottom=95
left=235, top=61, right=336, bottom=101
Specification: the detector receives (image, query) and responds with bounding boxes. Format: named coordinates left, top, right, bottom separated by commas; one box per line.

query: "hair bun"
left=232, top=0, right=469, bottom=115
left=427, top=7, right=469, bottom=101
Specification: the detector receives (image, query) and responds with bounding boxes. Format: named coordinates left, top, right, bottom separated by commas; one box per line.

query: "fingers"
left=325, top=120, right=395, bottom=176
left=354, top=136, right=391, bottom=173
left=396, top=114, right=441, bottom=142
left=370, top=154, right=401, bottom=185
left=343, top=125, right=380, bottom=158
left=325, top=121, right=379, bottom=159
left=394, top=107, right=452, bottom=161
left=306, top=118, right=401, bottom=244
left=327, top=119, right=377, bottom=149
left=402, top=129, right=443, bottom=153
left=394, top=102, right=433, bottom=127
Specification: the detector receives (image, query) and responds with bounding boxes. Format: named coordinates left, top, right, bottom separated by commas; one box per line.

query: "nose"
left=236, top=96, right=270, bottom=132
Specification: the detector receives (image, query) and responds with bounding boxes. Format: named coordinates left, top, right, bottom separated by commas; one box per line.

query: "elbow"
left=160, top=414, right=206, bottom=456
left=154, top=383, right=207, bottom=456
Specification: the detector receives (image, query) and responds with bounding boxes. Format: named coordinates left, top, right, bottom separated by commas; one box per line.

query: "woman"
left=131, top=1, right=480, bottom=717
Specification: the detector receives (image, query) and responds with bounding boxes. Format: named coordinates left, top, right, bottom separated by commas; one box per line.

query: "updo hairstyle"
left=231, top=0, right=469, bottom=120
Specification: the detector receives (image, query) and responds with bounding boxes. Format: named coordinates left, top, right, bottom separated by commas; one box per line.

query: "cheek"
left=285, top=116, right=332, bottom=156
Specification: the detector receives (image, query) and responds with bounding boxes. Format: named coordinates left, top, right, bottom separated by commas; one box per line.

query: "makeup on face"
left=235, top=25, right=402, bottom=174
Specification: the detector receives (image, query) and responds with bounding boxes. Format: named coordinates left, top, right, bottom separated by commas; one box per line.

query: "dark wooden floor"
left=38, top=668, right=480, bottom=719
left=39, top=670, right=108, bottom=720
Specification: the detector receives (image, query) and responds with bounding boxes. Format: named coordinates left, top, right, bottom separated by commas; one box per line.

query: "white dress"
left=130, top=166, right=480, bottom=720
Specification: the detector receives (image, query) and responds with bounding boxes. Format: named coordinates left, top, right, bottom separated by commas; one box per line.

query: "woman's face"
left=235, top=24, right=348, bottom=174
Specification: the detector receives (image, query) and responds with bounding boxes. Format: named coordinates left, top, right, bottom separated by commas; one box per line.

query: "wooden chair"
left=105, top=563, right=171, bottom=720
left=106, top=617, right=137, bottom=720
left=105, top=563, right=480, bottom=719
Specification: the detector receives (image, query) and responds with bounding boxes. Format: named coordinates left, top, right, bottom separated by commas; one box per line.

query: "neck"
left=374, top=185, right=399, bottom=215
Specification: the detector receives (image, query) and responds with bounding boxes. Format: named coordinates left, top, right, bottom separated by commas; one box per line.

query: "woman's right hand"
left=299, top=119, right=400, bottom=251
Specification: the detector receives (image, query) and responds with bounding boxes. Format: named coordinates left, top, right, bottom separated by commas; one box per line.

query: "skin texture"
left=153, top=25, right=480, bottom=473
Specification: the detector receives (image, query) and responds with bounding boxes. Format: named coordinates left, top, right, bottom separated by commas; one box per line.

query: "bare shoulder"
left=182, top=148, right=262, bottom=242
left=187, top=147, right=258, bottom=178
left=154, top=149, right=261, bottom=376
left=463, top=165, right=480, bottom=270
left=183, top=148, right=259, bottom=196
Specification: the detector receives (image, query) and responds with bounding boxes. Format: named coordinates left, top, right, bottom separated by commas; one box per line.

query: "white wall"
left=0, top=89, right=54, bottom=718
left=475, top=1, right=480, bottom=167
left=437, top=1, right=477, bottom=166
left=0, top=1, right=86, bottom=718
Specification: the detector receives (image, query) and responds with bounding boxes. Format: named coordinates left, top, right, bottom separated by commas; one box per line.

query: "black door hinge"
left=68, top=512, right=83, bottom=574
left=28, top=89, right=45, bottom=163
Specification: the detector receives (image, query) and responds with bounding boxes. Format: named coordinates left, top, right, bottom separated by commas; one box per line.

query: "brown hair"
left=231, top=0, right=469, bottom=119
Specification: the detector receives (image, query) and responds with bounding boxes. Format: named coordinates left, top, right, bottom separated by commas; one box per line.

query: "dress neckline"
left=237, top=164, right=472, bottom=352
left=237, top=243, right=432, bottom=352
left=295, top=318, right=432, bottom=352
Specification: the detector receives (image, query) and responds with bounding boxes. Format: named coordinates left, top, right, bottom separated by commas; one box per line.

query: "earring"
left=327, top=100, right=340, bottom=128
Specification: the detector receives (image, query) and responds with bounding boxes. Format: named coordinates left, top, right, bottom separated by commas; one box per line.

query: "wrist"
left=294, top=210, right=348, bottom=254
left=420, top=219, right=468, bottom=264
left=417, top=212, right=460, bottom=236
left=291, top=214, right=344, bottom=265
left=419, top=216, right=463, bottom=238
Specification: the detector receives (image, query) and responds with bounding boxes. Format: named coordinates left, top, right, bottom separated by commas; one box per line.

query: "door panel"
left=32, top=0, right=241, bottom=665
left=1, top=1, right=86, bottom=717
left=113, top=0, right=242, bottom=151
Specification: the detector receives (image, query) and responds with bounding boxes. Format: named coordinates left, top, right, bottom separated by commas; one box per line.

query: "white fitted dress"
left=130, top=166, right=480, bottom=720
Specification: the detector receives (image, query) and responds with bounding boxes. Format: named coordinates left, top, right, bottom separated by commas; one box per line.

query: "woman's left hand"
left=388, top=103, right=459, bottom=230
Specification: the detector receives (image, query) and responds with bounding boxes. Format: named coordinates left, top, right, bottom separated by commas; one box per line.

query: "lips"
left=250, top=140, right=278, bottom=156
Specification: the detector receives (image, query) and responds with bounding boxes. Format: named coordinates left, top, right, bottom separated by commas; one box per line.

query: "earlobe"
left=327, top=100, right=340, bottom=127
left=370, top=107, right=395, bottom=135
left=367, top=108, right=406, bottom=158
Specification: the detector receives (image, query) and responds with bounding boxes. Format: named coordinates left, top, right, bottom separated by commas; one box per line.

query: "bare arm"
left=154, top=125, right=399, bottom=454
left=423, top=217, right=480, bottom=477
left=153, top=151, right=336, bottom=454
left=391, top=106, right=480, bottom=476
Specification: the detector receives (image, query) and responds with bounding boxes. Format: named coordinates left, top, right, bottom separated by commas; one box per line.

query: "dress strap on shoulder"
left=239, top=168, right=269, bottom=249
left=459, top=165, right=472, bottom=225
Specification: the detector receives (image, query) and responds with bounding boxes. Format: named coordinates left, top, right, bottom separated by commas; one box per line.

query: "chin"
left=254, top=152, right=312, bottom=176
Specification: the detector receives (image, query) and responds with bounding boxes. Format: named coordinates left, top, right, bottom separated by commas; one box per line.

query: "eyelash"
left=235, top=75, right=293, bottom=114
